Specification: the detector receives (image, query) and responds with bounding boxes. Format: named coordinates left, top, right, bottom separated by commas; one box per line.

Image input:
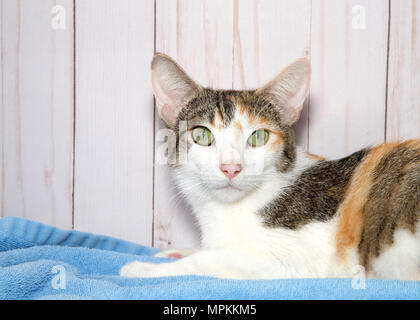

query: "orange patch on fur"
left=335, top=142, right=400, bottom=261
left=233, top=120, right=243, bottom=131
left=213, top=108, right=224, bottom=129
left=245, top=113, right=274, bottom=128
left=245, top=112, right=257, bottom=126
left=235, top=99, right=248, bottom=116
left=232, top=96, right=274, bottom=128
left=269, top=131, right=284, bottom=150
left=307, top=152, right=325, bottom=161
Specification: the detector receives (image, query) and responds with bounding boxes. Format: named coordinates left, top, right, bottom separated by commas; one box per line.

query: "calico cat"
left=120, top=53, right=420, bottom=280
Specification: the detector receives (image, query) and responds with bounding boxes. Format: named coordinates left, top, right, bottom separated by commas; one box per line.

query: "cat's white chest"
left=194, top=195, right=344, bottom=277
left=197, top=201, right=267, bottom=249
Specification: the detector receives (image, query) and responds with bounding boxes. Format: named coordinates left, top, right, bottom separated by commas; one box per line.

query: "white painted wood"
left=386, top=0, right=420, bottom=141
left=154, top=0, right=234, bottom=249
left=74, top=0, right=154, bottom=245
left=0, top=0, right=4, bottom=219
left=309, top=0, right=389, bottom=159
left=1, top=0, right=74, bottom=228
left=232, top=0, right=311, bottom=149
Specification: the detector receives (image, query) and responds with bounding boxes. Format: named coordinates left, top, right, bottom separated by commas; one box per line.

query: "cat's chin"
left=211, top=185, right=249, bottom=203
left=215, top=184, right=241, bottom=192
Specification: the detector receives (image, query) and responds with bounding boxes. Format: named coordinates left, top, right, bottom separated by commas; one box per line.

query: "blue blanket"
left=0, top=216, right=419, bottom=300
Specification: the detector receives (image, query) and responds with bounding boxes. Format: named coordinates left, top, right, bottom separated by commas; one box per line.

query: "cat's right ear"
left=256, top=58, right=311, bottom=126
left=151, top=53, right=201, bottom=127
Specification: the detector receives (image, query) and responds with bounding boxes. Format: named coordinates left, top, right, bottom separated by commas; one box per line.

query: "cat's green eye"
left=192, top=126, right=214, bottom=146
left=248, top=129, right=269, bottom=147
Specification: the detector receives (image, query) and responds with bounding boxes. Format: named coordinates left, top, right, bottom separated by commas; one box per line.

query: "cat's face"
left=173, top=90, right=297, bottom=203
left=151, top=54, right=311, bottom=203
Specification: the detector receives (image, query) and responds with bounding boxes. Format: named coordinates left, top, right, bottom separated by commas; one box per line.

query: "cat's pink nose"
left=220, top=164, right=242, bottom=180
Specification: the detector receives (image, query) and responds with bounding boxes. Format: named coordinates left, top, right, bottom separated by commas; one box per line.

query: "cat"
left=120, top=53, right=420, bottom=280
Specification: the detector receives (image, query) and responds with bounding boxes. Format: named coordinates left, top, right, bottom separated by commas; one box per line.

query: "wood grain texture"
left=1, top=0, right=74, bottom=228
left=309, top=0, right=389, bottom=159
left=154, top=0, right=234, bottom=249
left=74, top=0, right=154, bottom=244
left=233, top=0, right=311, bottom=149
left=386, top=0, right=420, bottom=141
left=0, top=0, right=4, bottom=218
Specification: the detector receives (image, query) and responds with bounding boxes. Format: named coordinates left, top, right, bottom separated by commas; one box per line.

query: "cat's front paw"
left=155, top=248, right=197, bottom=259
left=120, top=261, right=158, bottom=278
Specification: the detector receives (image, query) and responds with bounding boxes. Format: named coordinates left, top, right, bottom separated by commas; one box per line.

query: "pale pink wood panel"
left=386, top=0, right=420, bottom=141
left=233, top=0, right=311, bottom=149
left=1, top=0, right=74, bottom=228
left=154, top=0, right=234, bottom=249
left=0, top=0, right=4, bottom=218
left=309, top=0, right=388, bottom=159
left=74, top=0, right=154, bottom=244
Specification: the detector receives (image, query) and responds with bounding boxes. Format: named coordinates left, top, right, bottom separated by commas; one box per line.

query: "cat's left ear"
left=256, top=58, right=311, bottom=126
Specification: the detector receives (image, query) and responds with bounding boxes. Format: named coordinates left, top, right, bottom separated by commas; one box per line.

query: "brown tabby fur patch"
left=261, top=149, right=370, bottom=229
left=336, top=140, right=420, bottom=269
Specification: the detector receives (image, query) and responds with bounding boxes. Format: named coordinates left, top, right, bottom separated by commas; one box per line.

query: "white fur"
left=370, top=229, right=420, bottom=280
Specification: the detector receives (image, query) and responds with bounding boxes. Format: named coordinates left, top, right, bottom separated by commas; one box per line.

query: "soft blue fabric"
left=0, top=216, right=419, bottom=300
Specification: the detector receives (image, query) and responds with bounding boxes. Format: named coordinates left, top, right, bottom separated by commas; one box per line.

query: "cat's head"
left=151, top=53, right=311, bottom=203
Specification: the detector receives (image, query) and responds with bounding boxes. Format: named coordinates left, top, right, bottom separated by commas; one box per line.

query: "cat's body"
left=121, top=55, right=420, bottom=280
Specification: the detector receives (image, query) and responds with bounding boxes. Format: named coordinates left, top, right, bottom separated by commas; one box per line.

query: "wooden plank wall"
left=1, top=0, right=74, bottom=229
left=387, top=0, right=420, bottom=141
left=1, top=0, right=419, bottom=248
left=74, top=0, right=154, bottom=244
left=309, top=0, right=389, bottom=159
